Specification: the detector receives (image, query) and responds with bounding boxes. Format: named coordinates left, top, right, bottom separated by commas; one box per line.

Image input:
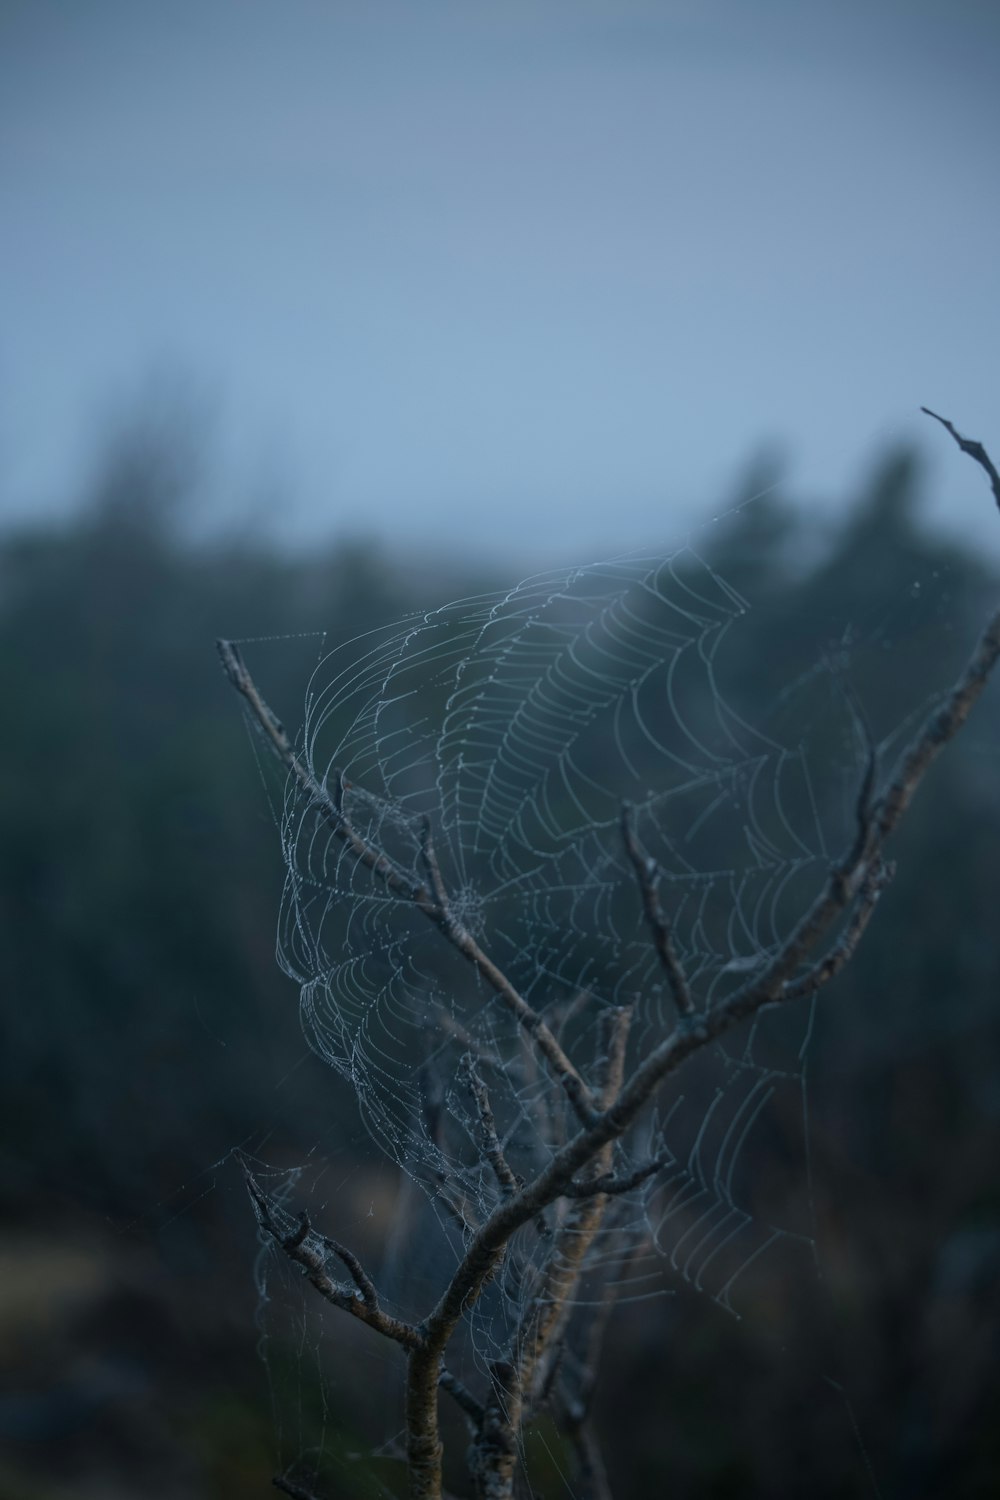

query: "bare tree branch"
left=587, top=1006, right=632, bottom=1106
left=552, top=1231, right=646, bottom=1500
left=563, top=1151, right=672, bottom=1199
left=437, top=1366, right=486, bottom=1429
left=421, top=1064, right=484, bottom=1238
left=418, top=815, right=452, bottom=913
left=841, top=687, right=879, bottom=869
left=432, top=1171, right=482, bottom=1238
left=875, top=606, right=1000, bottom=841
left=921, top=407, right=1000, bottom=510
left=782, top=858, right=893, bottom=1004
left=417, top=810, right=598, bottom=1126
left=244, top=1164, right=482, bottom=1448
left=467, top=1010, right=635, bottom=1492
left=432, top=1007, right=513, bottom=1077
left=460, top=1052, right=521, bottom=1198
left=242, top=1161, right=423, bottom=1352
left=549, top=988, right=597, bottom=1042
left=321, top=1231, right=380, bottom=1308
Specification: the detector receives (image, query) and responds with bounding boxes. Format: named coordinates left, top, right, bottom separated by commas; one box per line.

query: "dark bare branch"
left=549, top=988, right=597, bottom=1042
left=430, top=1007, right=513, bottom=1076
left=851, top=738, right=878, bottom=860
left=437, top=1366, right=486, bottom=1428
left=242, top=1162, right=422, bottom=1352
left=217, top=639, right=422, bottom=902
left=283, top=1211, right=311, bottom=1252
left=460, top=1052, right=520, bottom=1197
left=834, top=668, right=879, bottom=866
left=621, top=802, right=694, bottom=1018
left=922, top=406, right=1000, bottom=510
left=421, top=820, right=598, bottom=1126
left=419, top=816, right=452, bottom=913
left=546, top=1231, right=643, bottom=1499
left=570, top=1229, right=641, bottom=1409
left=592, top=1005, right=633, bottom=1102
left=875, top=605, right=1000, bottom=841
left=437, top=926, right=598, bottom=1127
left=782, top=859, right=894, bottom=1004
left=432, top=1171, right=482, bottom=1237
left=465, top=1004, right=634, bottom=1489
left=563, top=1151, right=672, bottom=1199
left=322, top=1233, right=380, bottom=1309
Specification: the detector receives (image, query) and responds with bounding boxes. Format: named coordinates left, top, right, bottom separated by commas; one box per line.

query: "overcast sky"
left=2, top=0, right=998, bottom=564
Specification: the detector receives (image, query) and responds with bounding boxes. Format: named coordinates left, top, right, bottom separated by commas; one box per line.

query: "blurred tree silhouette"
left=0, top=417, right=417, bottom=1214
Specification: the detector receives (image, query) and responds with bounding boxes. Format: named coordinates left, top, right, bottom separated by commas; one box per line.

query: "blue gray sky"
left=2, top=0, right=998, bottom=564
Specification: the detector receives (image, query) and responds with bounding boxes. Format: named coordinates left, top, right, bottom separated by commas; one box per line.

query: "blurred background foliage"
left=1, top=415, right=998, bottom=1499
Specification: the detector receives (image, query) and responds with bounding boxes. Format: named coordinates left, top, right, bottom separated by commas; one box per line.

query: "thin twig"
left=621, top=803, right=694, bottom=1018
left=244, top=1163, right=480, bottom=1444
left=432, top=1007, right=514, bottom=1076
left=467, top=1008, right=634, bottom=1488
left=461, top=1052, right=521, bottom=1197
left=419, top=816, right=451, bottom=912
left=219, top=641, right=420, bottom=900
left=563, top=1152, right=673, bottom=1199
left=432, top=1172, right=482, bottom=1237
left=922, top=407, right=1000, bottom=510
left=418, top=808, right=597, bottom=1126
left=242, top=1162, right=422, bottom=1352
left=838, top=674, right=879, bottom=871
left=592, top=1006, right=633, bottom=1104
left=283, top=1211, right=311, bottom=1252
left=438, top=1366, right=486, bottom=1429
left=782, top=859, right=894, bottom=1003
left=421, top=1066, right=480, bottom=1236
left=322, top=1233, right=380, bottom=1308
left=550, top=989, right=598, bottom=1041
left=875, top=606, right=1000, bottom=841
left=571, top=1228, right=641, bottom=1411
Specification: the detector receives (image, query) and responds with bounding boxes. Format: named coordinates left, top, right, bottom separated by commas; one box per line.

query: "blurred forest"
left=1, top=419, right=999, bottom=1499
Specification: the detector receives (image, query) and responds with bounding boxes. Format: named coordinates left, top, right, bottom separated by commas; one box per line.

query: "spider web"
left=230, top=530, right=884, bottom=1500
left=246, top=540, right=855, bottom=1341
